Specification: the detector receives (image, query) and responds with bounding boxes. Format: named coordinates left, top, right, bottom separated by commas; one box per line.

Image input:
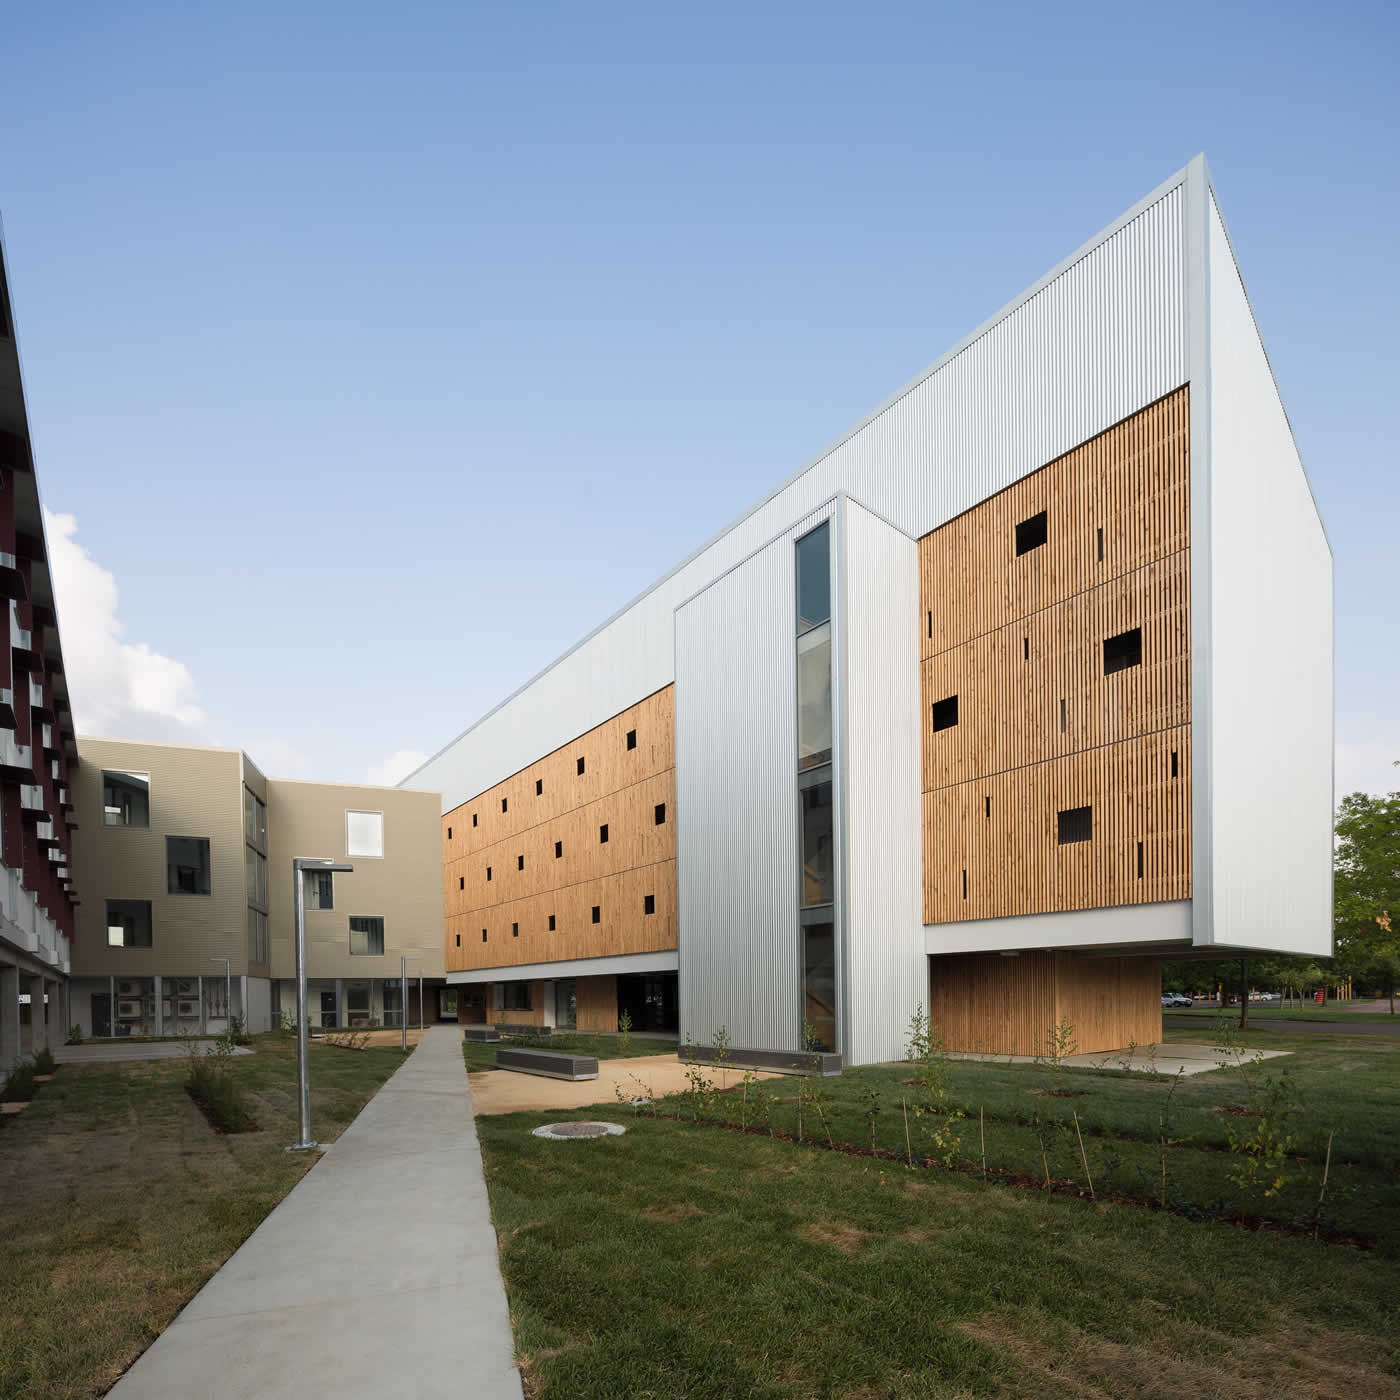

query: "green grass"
left=1167, top=1005, right=1400, bottom=1023
left=0, top=1032, right=405, bottom=1400
left=476, top=1029, right=1400, bottom=1397
left=463, top=1032, right=678, bottom=1072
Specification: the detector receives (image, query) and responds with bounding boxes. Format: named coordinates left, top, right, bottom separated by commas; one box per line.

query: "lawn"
left=0, top=1033, right=406, bottom=1400
left=477, top=1027, right=1400, bottom=1398
left=463, top=1031, right=678, bottom=1072
left=1167, top=1006, right=1400, bottom=1024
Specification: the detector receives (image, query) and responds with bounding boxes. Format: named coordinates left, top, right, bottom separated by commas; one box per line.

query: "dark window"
left=548, top=914, right=556, bottom=931
left=481, top=929, right=487, bottom=943
left=536, top=778, right=543, bottom=796
left=654, top=802, right=666, bottom=826
left=984, top=795, right=990, bottom=820
left=577, top=756, right=585, bottom=775
left=166, top=836, right=211, bottom=896
left=796, top=522, right=831, bottom=633
left=591, top=905, right=601, bottom=924
left=105, top=899, right=153, bottom=948
left=517, top=854, right=524, bottom=871
left=927, top=610, right=932, bottom=639
left=1015, top=510, right=1047, bottom=556
left=626, top=729, right=636, bottom=750
left=447, top=827, right=452, bottom=840
left=599, top=824, right=609, bottom=844
left=512, top=922, right=519, bottom=937
left=455, top=934, right=460, bottom=947
left=1060, top=698, right=1066, bottom=733
left=1103, top=627, right=1143, bottom=676
left=554, top=840, right=562, bottom=858
left=931, top=695, right=958, bottom=733
left=1171, top=750, right=1179, bottom=779
left=1057, top=806, right=1093, bottom=845
left=1023, top=636, right=1029, bottom=661
left=1096, top=526, right=1104, bottom=562
left=644, top=894, right=655, bottom=915
left=486, top=866, right=492, bottom=881
left=503, top=983, right=532, bottom=1012
left=962, top=869, right=967, bottom=900
left=1137, top=841, right=1144, bottom=879
left=472, top=813, right=477, bottom=827
left=501, top=797, right=508, bottom=813
left=349, top=917, right=384, bottom=956
left=459, top=877, right=464, bottom=890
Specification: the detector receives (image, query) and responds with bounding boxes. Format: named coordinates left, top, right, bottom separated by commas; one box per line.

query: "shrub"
left=186, top=1043, right=255, bottom=1132
left=33, top=1046, right=55, bottom=1075
left=1, top=1059, right=37, bottom=1102
left=66, top=1024, right=84, bottom=1045
left=222, top=1013, right=252, bottom=1047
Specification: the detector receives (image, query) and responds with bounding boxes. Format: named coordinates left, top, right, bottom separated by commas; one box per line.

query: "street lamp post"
left=418, top=971, right=424, bottom=1030
left=209, top=957, right=231, bottom=1033
left=289, top=858, right=354, bottom=1152
left=397, top=957, right=417, bottom=1052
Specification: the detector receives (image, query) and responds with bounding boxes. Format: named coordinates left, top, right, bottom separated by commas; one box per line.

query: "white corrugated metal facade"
left=1201, top=193, right=1333, bottom=956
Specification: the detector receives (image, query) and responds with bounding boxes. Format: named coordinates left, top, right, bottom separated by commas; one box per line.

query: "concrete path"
left=108, top=1025, right=521, bottom=1399
left=55, top=1041, right=253, bottom=1064
left=946, top=1041, right=1290, bottom=1077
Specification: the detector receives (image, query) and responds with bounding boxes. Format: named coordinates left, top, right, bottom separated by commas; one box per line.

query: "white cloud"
left=1336, top=739, right=1399, bottom=799
left=44, top=509, right=205, bottom=736
left=244, top=737, right=313, bottom=779
left=366, top=749, right=430, bottom=788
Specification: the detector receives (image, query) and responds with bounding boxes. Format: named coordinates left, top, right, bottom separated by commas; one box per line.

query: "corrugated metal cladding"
left=1203, top=196, right=1332, bottom=957
left=410, top=179, right=1189, bottom=813
left=675, top=502, right=834, bottom=1053
left=839, top=501, right=925, bottom=1065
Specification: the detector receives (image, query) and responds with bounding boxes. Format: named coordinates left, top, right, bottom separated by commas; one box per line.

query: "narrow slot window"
left=455, top=934, right=460, bottom=947
left=1015, top=510, right=1047, bottom=556
left=599, top=823, right=609, bottom=844
left=554, top=840, right=562, bottom=858
left=931, top=695, right=958, bottom=733
left=927, top=610, right=932, bottom=639
left=984, top=795, right=990, bottom=820
left=512, top=922, right=519, bottom=937
left=654, top=802, right=666, bottom=825
left=481, top=929, right=487, bottom=943
left=459, top=877, right=464, bottom=891
left=1096, top=526, right=1103, bottom=562
left=577, top=756, right=585, bottom=775
left=626, top=729, right=637, bottom=750
left=536, top=778, right=543, bottom=796
left=1137, top=841, right=1144, bottom=879
left=1103, top=626, right=1143, bottom=676
left=501, top=797, right=508, bottom=813
left=1057, top=806, right=1092, bottom=845
left=447, top=826, right=452, bottom=840
left=486, top=866, right=492, bottom=881
left=962, top=869, right=967, bottom=900
left=644, top=894, right=655, bottom=915
left=1059, top=699, right=1066, bottom=733
left=1171, top=750, right=1179, bottom=779
left=548, top=914, right=556, bottom=931
left=591, top=905, right=600, bottom=924
left=517, top=854, right=524, bottom=871
left=472, top=813, right=477, bottom=828
left=1023, top=636, right=1029, bottom=661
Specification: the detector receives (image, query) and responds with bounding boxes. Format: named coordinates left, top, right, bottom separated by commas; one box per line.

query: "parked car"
left=1161, top=992, right=1193, bottom=1008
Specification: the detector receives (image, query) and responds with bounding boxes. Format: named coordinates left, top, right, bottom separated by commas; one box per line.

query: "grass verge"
left=0, top=1031, right=405, bottom=1400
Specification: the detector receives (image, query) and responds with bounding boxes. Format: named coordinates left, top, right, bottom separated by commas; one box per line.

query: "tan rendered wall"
left=267, top=781, right=445, bottom=980
left=70, top=738, right=249, bottom=978
left=445, top=688, right=677, bottom=973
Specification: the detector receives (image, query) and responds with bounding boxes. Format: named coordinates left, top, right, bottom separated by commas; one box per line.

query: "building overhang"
left=926, top=901, right=1193, bottom=957
left=447, top=949, right=678, bottom=986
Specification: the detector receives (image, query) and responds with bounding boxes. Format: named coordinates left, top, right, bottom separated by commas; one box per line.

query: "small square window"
left=1057, top=806, right=1093, bottom=845
left=577, top=756, right=585, bottom=775
left=554, top=840, right=562, bottom=858
left=931, top=695, right=958, bottom=732
left=346, top=810, right=384, bottom=859
left=654, top=802, right=666, bottom=826
left=512, top=922, right=519, bottom=937
left=536, top=778, right=543, bottom=796
left=517, top=854, right=524, bottom=870
left=106, top=899, right=153, bottom=948
left=102, top=770, right=150, bottom=828
left=1103, top=627, right=1143, bottom=676
left=644, top=894, right=655, bottom=915
left=548, top=914, right=556, bottom=931
left=349, top=916, right=385, bottom=956
left=1015, top=510, right=1047, bottom=556
left=591, top=905, right=600, bottom=924
left=599, top=824, right=609, bottom=844
left=626, top=729, right=637, bottom=750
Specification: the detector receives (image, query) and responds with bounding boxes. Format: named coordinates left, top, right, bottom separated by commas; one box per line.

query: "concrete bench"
left=462, top=1026, right=500, bottom=1042
left=496, top=1047, right=599, bottom=1081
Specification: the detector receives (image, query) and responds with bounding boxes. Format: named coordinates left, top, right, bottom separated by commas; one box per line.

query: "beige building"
left=69, top=738, right=444, bottom=1036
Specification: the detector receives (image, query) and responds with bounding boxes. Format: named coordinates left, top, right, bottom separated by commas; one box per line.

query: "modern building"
left=0, top=229, right=80, bottom=1074
left=407, top=156, right=1333, bottom=1067
left=68, top=737, right=446, bottom=1036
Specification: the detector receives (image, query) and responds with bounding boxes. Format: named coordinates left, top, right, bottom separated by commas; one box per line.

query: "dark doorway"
left=320, top=990, right=337, bottom=1029
left=91, top=992, right=111, bottom=1039
left=617, top=973, right=678, bottom=1034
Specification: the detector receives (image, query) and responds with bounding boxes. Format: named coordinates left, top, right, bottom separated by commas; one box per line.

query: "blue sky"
left=2, top=1, right=1396, bottom=793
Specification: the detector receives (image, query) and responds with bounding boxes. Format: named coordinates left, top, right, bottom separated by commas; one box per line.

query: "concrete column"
left=154, top=975, right=164, bottom=1037
left=1, top=964, right=19, bottom=1072
left=334, top=978, right=344, bottom=1030
left=45, top=978, right=61, bottom=1048
left=198, top=975, right=207, bottom=1035
left=239, top=975, right=248, bottom=1028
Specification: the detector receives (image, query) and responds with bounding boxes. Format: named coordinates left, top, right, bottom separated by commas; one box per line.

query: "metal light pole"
left=400, top=955, right=419, bottom=1053
left=418, top=971, right=424, bottom=1030
left=289, top=858, right=353, bottom=1152
left=209, top=957, right=231, bottom=1031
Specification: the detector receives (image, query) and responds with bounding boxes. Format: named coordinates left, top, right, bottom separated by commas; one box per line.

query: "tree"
left=1334, top=767, right=1400, bottom=1013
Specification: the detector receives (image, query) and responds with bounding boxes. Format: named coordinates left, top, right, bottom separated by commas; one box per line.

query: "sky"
left=1, top=1, right=1396, bottom=796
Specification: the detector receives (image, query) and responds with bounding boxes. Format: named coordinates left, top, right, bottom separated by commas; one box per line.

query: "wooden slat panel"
left=575, top=975, right=619, bottom=1032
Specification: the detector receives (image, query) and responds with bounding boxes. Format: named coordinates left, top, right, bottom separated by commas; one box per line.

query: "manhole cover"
left=531, top=1121, right=626, bottom=1140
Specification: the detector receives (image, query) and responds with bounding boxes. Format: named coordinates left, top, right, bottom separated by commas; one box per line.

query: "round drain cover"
left=531, top=1121, right=626, bottom=1140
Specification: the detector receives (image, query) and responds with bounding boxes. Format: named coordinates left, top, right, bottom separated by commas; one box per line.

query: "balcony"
left=35, top=817, right=59, bottom=848
left=9, top=600, right=38, bottom=669
left=41, top=723, right=60, bottom=757
left=0, top=552, right=24, bottom=602
left=0, top=687, right=13, bottom=729
left=0, top=731, right=34, bottom=780
left=28, top=679, right=52, bottom=722
left=19, top=784, right=44, bottom=817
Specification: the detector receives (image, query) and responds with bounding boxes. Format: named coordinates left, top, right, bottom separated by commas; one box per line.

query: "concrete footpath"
left=109, top=1026, right=521, bottom=1399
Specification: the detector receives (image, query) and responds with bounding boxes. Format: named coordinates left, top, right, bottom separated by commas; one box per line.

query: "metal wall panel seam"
left=833, top=496, right=851, bottom=1060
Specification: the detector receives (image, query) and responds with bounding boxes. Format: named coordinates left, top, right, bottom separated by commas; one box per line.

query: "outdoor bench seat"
left=496, top=1047, right=599, bottom=1081
left=462, top=1026, right=501, bottom=1042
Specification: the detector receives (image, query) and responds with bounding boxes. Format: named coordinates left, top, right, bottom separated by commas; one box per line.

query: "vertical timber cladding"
left=919, top=387, right=1191, bottom=923
left=443, top=687, right=676, bottom=973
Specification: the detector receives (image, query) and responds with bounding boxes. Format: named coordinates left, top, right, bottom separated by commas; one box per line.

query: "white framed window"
left=349, top=915, right=384, bottom=956
left=346, top=810, right=384, bottom=859
left=304, top=870, right=334, bottom=910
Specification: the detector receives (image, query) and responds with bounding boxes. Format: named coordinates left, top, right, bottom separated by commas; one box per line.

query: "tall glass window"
left=795, top=522, right=836, bottom=1051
